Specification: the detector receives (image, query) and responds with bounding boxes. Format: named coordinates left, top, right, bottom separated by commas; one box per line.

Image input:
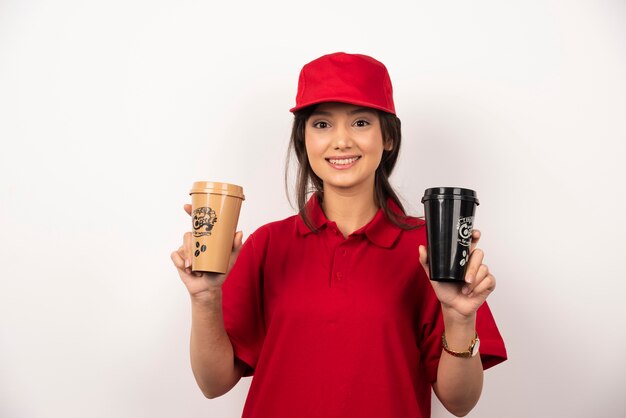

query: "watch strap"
left=441, top=332, right=479, bottom=358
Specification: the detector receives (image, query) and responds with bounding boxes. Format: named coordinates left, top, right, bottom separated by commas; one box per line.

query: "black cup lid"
left=421, top=187, right=479, bottom=205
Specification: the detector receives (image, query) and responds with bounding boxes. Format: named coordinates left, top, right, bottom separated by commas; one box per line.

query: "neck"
left=321, top=185, right=379, bottom=238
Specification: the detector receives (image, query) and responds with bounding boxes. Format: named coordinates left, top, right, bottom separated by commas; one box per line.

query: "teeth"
left=329, top=157, right=359, bottom=165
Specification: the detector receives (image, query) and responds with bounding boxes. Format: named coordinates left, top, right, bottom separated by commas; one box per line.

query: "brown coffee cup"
left=189, top=181, right=245, bottom=274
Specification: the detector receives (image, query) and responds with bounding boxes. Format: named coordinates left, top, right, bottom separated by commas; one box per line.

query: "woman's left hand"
left=419, top=230, right=496, bottom=319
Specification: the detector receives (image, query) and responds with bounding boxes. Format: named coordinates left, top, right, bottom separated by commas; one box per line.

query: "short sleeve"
left=475, top=302, right=508, bottom=369
left=221, top=233, right=266, bottom=377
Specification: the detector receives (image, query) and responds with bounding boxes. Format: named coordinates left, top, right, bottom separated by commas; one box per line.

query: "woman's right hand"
left=171, top=203, right=244, bottom=301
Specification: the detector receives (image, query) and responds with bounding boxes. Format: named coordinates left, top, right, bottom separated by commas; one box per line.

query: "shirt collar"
left=295, top=193, right=329, bottom=235
left=296, top=193, right=404, bottom=248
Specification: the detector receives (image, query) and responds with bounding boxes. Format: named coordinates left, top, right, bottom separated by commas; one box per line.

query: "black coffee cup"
left=421, top=187, right=479, bottom=282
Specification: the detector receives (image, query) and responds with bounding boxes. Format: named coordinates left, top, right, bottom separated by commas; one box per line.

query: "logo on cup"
left=193, top=207, right=218, bottom=237
left=460, top=249, right=469, bottom=267
left=457, top=216, right=474, bottom=247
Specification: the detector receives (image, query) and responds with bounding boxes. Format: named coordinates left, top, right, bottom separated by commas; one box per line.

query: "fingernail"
left=185, top=259, right=190, bottom=268
left=466, top=274, right=474, bottom=284
left=462, top=286, right=470, bottom=295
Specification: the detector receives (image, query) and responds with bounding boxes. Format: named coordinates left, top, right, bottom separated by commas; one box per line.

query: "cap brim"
left=290, top=97, right=395, bottom=115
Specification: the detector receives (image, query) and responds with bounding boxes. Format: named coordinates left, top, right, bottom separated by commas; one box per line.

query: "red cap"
left=290, top=52, right=396, bottom=115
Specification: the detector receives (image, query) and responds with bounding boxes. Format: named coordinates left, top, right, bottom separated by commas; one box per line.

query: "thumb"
left=418, top=245, right=430, bottom=279
left=233, top=230, right=244, bottom=251
left=418, top=245, right=429, bottom=267
left=226, top=231, right=244, bottom=274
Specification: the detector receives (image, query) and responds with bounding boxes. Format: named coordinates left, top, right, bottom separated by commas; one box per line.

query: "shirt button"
left=336, top=272, right=343, bottom=280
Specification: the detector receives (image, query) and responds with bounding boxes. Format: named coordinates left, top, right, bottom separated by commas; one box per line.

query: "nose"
left=332, top=125, right=353, bottom=150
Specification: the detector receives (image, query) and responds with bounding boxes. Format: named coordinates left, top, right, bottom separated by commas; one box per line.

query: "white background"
left=1, top=1, right=625, bottom=417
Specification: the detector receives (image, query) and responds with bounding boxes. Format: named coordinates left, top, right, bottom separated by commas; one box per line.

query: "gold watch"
left=442, top=333, right=480, bottom=358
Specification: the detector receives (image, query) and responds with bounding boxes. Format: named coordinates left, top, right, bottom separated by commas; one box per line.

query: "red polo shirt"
left=221, top=194, right=507, bottom=418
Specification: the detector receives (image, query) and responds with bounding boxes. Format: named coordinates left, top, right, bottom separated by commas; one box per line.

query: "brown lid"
left=189, top=181, right=245, bottom=200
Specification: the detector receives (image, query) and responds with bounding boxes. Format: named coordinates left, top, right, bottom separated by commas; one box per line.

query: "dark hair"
left=284, top=105, right=419, bottom=232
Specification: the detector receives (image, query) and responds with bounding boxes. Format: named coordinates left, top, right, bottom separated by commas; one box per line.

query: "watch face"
left=471, top=338, right=481, bottom=357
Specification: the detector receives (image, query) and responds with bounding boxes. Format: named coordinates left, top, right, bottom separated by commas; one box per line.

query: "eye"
left=312, top=121, right=329, bottom=129
left=354, top=119, right=370, bottom=127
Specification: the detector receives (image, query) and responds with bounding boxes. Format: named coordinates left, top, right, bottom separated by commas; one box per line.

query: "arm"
left=189, top=289, right=246, bottom=399
left=171, top=204, right=245, bottom=398
left=419, top=230, right=496, bottom=417
left=432, top=311, right=483, bottom=416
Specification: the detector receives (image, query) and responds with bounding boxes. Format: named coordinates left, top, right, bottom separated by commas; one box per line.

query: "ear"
left=383, top=138, right=394, bottom=151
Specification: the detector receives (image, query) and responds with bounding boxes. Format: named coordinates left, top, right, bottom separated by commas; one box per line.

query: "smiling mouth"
left=325, top=156, right=361, bottom=165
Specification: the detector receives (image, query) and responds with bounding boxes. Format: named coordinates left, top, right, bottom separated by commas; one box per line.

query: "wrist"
left=441, top=307, right=476, bottom=350
left=190, top=287, right=223, bottom=308
left=441, top=306, right=476, bottom=328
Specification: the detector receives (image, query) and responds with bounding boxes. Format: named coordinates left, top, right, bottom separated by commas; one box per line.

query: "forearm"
left=189, top=289, right=240, bottom=398
left=433, top=309, right=483, bottom=417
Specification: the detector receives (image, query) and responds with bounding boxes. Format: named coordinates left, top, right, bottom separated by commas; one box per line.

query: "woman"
left=171, top=52, right=507, bottom=417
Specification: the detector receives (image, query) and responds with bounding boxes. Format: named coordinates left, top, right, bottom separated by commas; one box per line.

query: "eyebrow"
left=310, top=107, right=377, bottom=117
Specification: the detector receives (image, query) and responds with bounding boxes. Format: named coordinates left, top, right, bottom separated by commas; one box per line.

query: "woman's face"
left=305, top=102, right=391, bottom=195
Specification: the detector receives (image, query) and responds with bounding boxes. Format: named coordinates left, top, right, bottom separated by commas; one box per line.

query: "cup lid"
left=189, top=181, right=245, bottom=200
left=421, top=187, right=479, bottom=205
